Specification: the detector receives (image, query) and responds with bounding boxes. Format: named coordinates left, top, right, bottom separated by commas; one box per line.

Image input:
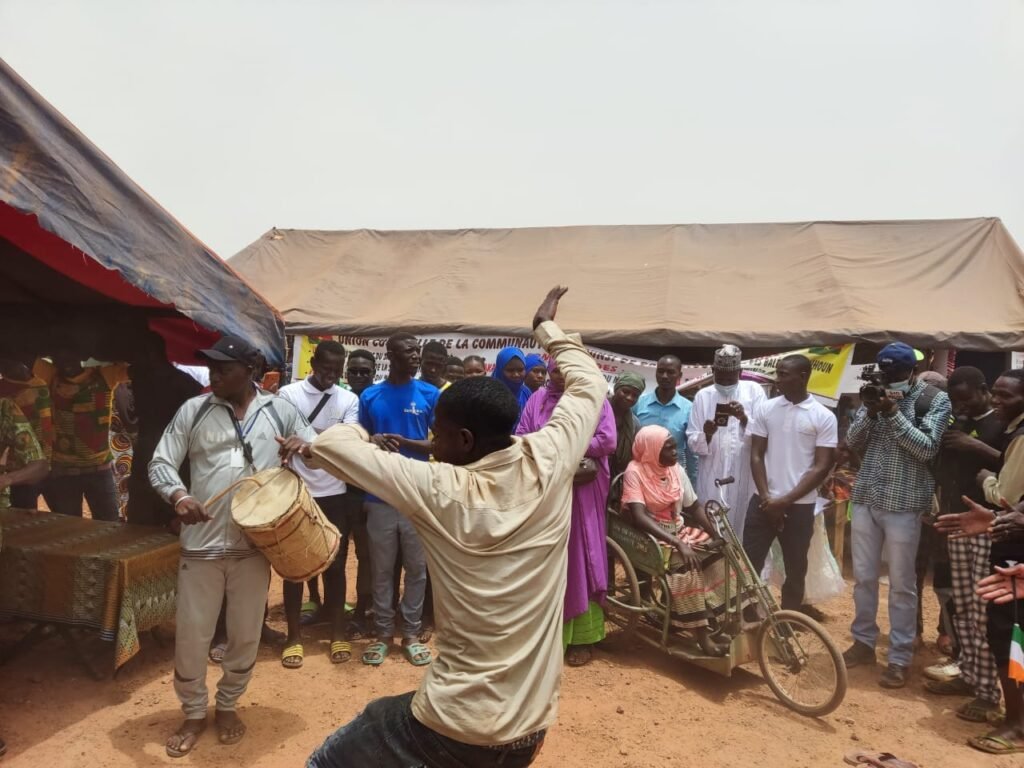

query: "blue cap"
left=877, top=342, right=917, bottom=370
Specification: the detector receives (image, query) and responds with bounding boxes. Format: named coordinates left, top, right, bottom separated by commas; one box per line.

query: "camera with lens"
left=859, top=368, right=888, bottom=404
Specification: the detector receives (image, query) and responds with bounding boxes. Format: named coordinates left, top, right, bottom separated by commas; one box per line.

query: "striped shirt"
left=847, top=381, right=951, bottom=514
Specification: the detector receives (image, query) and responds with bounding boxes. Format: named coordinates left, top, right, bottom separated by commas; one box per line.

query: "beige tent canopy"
left=229, top=218, right=1024, bottom=351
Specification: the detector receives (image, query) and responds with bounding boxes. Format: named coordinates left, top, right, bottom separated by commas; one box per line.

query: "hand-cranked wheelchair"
left=604, top=476, right=847, bottom=717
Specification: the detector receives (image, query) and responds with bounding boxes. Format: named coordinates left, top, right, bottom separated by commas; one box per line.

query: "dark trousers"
left=322, top=492, right=372, bottom=619
left=742, top=495, right=816, bottom=610
left=307, top=692, right=544, bottom=768
left=10, top=480, right=46, bottom=509
left=44, top=468, right=119, bottom=522
left=915, top=521, right=956, bottom=641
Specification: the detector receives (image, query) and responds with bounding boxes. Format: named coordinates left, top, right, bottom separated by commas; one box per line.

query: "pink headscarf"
left=625, top=425, right=681, bottom=511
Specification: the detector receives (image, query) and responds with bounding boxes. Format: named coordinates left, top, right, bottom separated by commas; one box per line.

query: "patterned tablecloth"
left=0, top=508, right=179, bottom=669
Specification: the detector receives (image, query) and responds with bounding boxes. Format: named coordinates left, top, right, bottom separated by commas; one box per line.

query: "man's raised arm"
left=528, top=287, right=607, bottom=479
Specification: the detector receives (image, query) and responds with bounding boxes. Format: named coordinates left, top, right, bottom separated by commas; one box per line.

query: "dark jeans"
left=10, top=480, right=46, bottom=510
left=915, top=521, right=956, bottom=640
left=307, top=692, right=544, bottom=768
left=44, top=468, right=119, bottom=521
left=322, top=492, right=372, bottom=619
left=742, top=495, right=816, bottom=610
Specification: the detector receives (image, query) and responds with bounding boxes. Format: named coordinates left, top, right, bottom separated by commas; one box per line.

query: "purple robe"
left=516, top=386, right=616, bottom=621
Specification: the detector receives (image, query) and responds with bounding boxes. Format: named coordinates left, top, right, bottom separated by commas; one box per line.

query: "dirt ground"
left=0, top=570, right=1004, bottom=768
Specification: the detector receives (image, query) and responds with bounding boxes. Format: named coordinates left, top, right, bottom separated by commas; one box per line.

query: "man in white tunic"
left=686, top=344, right=766, bottom=541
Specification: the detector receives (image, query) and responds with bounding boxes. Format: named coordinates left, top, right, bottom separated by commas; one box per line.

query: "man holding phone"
left=686, top=344, right=766, bottom=542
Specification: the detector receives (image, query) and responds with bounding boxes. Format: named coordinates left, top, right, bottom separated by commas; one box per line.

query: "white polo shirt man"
left=744, top=393, right=838, bottom=611
left=753, top=395, right=837, bottom=504
left=277, top=378, right=359, bottom=498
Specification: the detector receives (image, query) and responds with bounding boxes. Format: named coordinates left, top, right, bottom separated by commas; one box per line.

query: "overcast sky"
left=2, top=0, right=1022, bottom=257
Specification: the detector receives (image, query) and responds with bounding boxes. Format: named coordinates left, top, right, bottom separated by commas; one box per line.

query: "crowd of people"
left=1, top=288, right=1023, bottom=761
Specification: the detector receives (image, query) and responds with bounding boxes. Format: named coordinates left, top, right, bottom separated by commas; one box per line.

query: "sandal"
left=215, top=710, right=247, bottom=746
left=300, top=606, right=326, bottom=627
left=281, top=643, right=304, bottom=669
left=566, top=645, right=593, bottom=667
left=956, top=697, right=1003, bottom=724
left=844, top=751, right=919, bottom=767
left=362, top=641, right=391, bottom=666
left=346, top=617, right=368, bottom=641
left=968, top=733, right=1024, bottom=755
left=330, top=640, right=352, bottom=664
left=402, top=641, right=432, bottom=667
left=166, top=719, right=207, bottom=758
left=208, top=642, right=227, bottom=665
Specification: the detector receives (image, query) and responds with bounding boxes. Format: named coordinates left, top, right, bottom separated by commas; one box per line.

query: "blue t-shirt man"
left=359, top=378, right=439, bottom=503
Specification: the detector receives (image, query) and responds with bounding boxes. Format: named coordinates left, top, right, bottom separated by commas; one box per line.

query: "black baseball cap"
left=198, top=336, right=260, bottom=364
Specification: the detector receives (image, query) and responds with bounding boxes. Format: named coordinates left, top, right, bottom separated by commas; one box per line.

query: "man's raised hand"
left=533, top=286, right=569, bottom=330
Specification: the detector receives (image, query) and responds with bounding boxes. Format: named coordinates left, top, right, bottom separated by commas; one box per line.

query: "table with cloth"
left=0, top=508, right=178, bottom=671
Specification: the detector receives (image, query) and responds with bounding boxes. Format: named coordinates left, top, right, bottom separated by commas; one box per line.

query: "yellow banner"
left=291, top=335, right=334, bottom=381
left=743, top=345, right=856, bottom=400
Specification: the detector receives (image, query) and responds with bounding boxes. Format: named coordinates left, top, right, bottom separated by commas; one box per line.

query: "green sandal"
left=402, top=642, right=432, bottom=667
left=968, top=733, right=1024, bottom=754
left=362, top=641, right=390, bottom=666
left=281, top=643, right=304, bottom=669
left=330, top=640, right=352, bottom=664
left=956, top=697, right=1004, bottom=724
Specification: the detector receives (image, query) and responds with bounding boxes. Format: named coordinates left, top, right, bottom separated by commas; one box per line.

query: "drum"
left=230, top=467, right=340, bottom=581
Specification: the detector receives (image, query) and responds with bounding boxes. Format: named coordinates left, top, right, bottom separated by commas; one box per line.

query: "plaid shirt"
left=847, top=381, right=951, bottom=514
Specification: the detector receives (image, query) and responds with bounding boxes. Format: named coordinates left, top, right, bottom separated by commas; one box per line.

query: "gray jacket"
left=149, top=388, right=316, bottom=558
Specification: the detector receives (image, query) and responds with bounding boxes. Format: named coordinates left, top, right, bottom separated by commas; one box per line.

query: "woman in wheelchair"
left=621, top=425, right=739, bottom=657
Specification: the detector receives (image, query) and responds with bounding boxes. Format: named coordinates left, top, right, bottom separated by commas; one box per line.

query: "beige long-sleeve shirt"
left=984, top=413, right=1024, bottom=506
left=308, top=320, right=606, bottom=746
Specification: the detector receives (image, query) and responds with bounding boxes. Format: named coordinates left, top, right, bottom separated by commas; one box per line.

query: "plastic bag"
left=762, top=512, right=846, bottom=605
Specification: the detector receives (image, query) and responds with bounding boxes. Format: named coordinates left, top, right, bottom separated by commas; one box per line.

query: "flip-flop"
left=566, top=646, right=593, bottom=667
left=362, top=641, right=390, bottom=666
left=165, top=720, right=206, bottom=758
left=967, top=734, right=1024, bottom=755
left=208, top=642, right=227, bottom=665
left=281, top=643, right=304, bottom=669
left=215, top=712, right=247, bottom=746
left=402, top=642, right=432, bottom=666
left=330, top=640, right=352, bottom=664
left=844, top=751, right=919, bottom=767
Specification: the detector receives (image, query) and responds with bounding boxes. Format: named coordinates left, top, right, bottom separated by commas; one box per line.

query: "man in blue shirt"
left=358, top=332, right=439, bottom=667
left=633, top=355, right=698, bottom=486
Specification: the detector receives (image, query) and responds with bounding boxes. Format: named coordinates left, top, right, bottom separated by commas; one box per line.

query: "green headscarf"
left=613, top=372, right=646, bottom=393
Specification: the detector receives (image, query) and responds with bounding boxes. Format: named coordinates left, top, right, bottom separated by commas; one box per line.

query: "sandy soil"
left=0, top=572, right=1003, bottom=768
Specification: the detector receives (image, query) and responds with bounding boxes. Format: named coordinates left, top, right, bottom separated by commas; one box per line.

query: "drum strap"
left=226, top=409, right=257, bottom=470
left=306, top=392, right=332, bottom=424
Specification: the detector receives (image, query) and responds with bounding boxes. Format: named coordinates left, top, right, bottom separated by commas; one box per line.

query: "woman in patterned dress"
left=621, top=424, right=746, bottom=657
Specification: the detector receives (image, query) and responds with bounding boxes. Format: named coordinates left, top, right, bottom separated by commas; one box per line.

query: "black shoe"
left=842, top=641, right=876, bottom=668
left=798, top=604, right=826, bottom=622
left=879, top=663, right=909, bottom=689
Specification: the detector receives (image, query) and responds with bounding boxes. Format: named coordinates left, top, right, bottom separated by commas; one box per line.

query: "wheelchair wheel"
left=605, top=537, right=641, bottom=639
left=756, top=609, right=847, bottom=717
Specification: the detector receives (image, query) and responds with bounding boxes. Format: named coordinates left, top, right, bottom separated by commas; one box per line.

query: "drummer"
left=149, top=336, right=316, bottom=759
left=281, top=287, right=607, bottom=767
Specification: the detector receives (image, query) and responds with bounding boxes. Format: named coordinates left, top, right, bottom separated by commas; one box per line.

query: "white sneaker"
left=923, top=659, right=961, bottom=682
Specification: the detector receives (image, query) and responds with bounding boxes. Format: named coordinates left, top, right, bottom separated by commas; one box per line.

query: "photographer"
left=842, top=342, right=952, bottom=690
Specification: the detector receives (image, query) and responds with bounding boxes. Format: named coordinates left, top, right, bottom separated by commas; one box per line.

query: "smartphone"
left=714, top=403, right=731, bottom=427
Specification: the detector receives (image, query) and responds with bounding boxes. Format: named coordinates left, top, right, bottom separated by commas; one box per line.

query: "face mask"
left=715, top=383, right=739, bottom=399
left=887, top=380, right=911, bottom=393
